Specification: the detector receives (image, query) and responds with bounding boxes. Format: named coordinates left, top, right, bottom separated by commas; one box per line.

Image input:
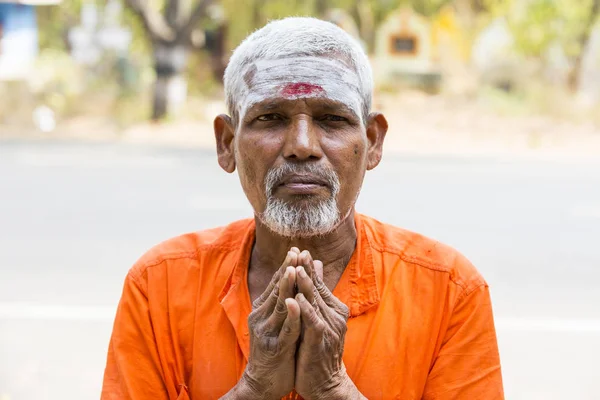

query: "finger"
left=290, top=247, right=300, bottom=269
left=298, top=253, right=337, bottom=310
left=265, top=266, right=297, bottom=330
left=260, top=264, right=297, bottom=316
left=311, top=260, right=348, bottom=318
left=295, top=266, right=316, bottom=306
left=253, top=251, right=296, bottom=309
left=308, top=259, right=332, bottom=300
left=279, top=266, right=296, bottom=300
left=252, top=270, right=281, bottom=310
left=298, top=251, right=314, bottom=278
left=299, top=250, right=323, bottom=282
left=313, top=259, right=324, bottom=282
left=286, top=250, right=298, bottom=269
left=298, top=253, right=347, bottom=318
left=299, top=254, right=329, bottom=302
left=278, top=298, right=301, bottom=346
left=296, top=293, right=325, bottom=344
left=295, top=269, right=333, bottom=321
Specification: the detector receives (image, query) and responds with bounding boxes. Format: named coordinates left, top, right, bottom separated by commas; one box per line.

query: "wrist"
left=336, top=376, right=366, bottom=400
left=238, top=369, right=277, bottom=400
left=223, top=372, right=266, bottom=400
left=312, top=369, right=365, bottom=400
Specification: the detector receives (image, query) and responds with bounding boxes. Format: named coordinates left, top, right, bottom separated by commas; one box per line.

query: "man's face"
left=215, top=56, right=387, bottom=237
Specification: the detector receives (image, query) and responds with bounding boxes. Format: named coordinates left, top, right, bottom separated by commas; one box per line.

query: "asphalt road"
left=0, top=140, right=599, bottom=400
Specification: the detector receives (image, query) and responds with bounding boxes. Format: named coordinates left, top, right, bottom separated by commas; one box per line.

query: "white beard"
left=260, top=163, right=341, bottom=238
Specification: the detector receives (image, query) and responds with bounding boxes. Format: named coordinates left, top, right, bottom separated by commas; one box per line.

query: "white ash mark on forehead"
left=237, top=57, right=363, bottom=123
left=224, top=17, right=374, bottom=126
left=253, top=57, right=360, bottom=90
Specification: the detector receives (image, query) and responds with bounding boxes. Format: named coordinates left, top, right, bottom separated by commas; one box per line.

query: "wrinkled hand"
left=241, top=250, right=301, bottom=400
left=293, top=251, right=362, bottom=400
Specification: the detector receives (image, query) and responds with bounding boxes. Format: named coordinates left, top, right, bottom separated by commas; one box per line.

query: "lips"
left=280, top=175, right=328, bottom=186
left=277, top=175, right=329, bottom=195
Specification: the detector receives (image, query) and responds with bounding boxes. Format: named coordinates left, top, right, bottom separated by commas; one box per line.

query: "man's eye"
left=322, top=114, right=347, bottom=122
left=256, top=114, right=281, bottom=121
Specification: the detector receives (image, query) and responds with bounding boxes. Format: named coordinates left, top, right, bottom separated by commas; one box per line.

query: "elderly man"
left=102, top=17, right=503, bottom=400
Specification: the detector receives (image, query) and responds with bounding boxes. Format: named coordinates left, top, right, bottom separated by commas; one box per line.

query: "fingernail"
left=298, top=267, right=308, bottom=278
left=286, top=266, right=295, bottom=278
left=283, top=269, right=289, bottom=280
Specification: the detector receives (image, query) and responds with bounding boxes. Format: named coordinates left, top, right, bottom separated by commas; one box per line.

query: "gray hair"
left=261, top=162, right=341, bottom=238
left=223, top=17, right=373, bottom=125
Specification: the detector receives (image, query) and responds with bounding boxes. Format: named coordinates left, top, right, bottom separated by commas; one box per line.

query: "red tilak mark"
left=280, top=82, right=324, bottom=97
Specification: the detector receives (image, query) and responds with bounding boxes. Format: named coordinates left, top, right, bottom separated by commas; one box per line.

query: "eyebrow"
left=250, top=101, right=280, bottom=112
left=318, top=99, right=360, bottom=120
left=247, top=98, right=360, bottom=120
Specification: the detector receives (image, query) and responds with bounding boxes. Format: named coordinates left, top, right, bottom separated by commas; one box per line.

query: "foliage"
left=220, top=0, right=319, bottom=50
left=463, top=0, right=598, bottom=61
left=410, top=0, right=454, bottom=17
left=219, top=0, right=454, bottom=52
left=31, top=0, right=600, bottom=123
left=122, top=5, right=153, bottom=60
left=37, top=0, right=151, bottom=66
left=506, top=0, right=598, bottom=58
left=35, top=0, right=600, bottom=71
left=37, top=0, right=86, bottom=51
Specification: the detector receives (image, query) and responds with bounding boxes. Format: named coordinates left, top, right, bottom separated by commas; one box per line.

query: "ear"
left=214, top=114, right=236, bottom=173
left=365, top=112, right=388, bottom=170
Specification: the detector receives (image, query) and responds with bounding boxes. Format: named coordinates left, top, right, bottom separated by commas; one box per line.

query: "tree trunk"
left=152, top=74, right=169, bottom=120
left=569, top=53, right=586, bottom=93
left=352, top=1, right=376, bottom=53
left=568, top=0, right=600, bottom=92
left=204, top=23, right=228, bottom=83
left=151, top=41, right=188, bottom=120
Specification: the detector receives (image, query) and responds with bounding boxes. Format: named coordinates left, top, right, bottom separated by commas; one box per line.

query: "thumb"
left=278, top=298, right=301, bottom=345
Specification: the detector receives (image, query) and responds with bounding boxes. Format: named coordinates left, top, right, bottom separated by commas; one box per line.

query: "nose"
left=282, top=115, right=323, bottom=161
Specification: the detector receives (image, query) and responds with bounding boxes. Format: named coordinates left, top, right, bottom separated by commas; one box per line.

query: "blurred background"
left=0, top=0, right=599, bottom=399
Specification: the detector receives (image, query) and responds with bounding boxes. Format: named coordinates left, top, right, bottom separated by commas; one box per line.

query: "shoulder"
left=127, top=218, right=253, bottom=285
left=360, top=214, right=486, bottom=295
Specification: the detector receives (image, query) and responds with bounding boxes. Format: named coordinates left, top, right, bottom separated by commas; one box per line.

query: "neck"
left=251, top=208, right=358, bottom=279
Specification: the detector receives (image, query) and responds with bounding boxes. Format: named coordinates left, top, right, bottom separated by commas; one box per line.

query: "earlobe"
left=214, top=114, right=237, bottom=173
left=366, top=112, right=388, bottom=170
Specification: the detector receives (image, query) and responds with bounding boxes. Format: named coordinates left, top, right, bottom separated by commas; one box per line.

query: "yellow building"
left=373, top=6, right=469, bottom=92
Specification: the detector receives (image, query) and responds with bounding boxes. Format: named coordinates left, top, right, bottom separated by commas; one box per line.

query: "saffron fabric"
left=102, top=213, right=503, bottom=400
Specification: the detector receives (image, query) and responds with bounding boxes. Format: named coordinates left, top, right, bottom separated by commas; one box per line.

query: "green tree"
left=568, top=0, right=600, bottom=90
left=221, top=0, right=322, bottom=50
left=37, top=0, right=86, bottom=51
left=505, top=0, right=600, bottom=91
left=123, top=0, right=214, bottom=120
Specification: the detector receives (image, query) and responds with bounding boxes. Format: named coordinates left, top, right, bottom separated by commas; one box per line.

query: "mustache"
left=265, top=163, right=340, bottom=196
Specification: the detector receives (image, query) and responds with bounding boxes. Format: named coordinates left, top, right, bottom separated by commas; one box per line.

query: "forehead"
left=246, top=96, right=360, bottom=118
left=238, top=56, right=363, bottom=120
left=244, top=56, right=357, bottom=86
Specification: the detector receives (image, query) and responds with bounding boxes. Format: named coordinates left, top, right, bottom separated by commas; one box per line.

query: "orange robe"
left=102, top=214, right=503, bottom=399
